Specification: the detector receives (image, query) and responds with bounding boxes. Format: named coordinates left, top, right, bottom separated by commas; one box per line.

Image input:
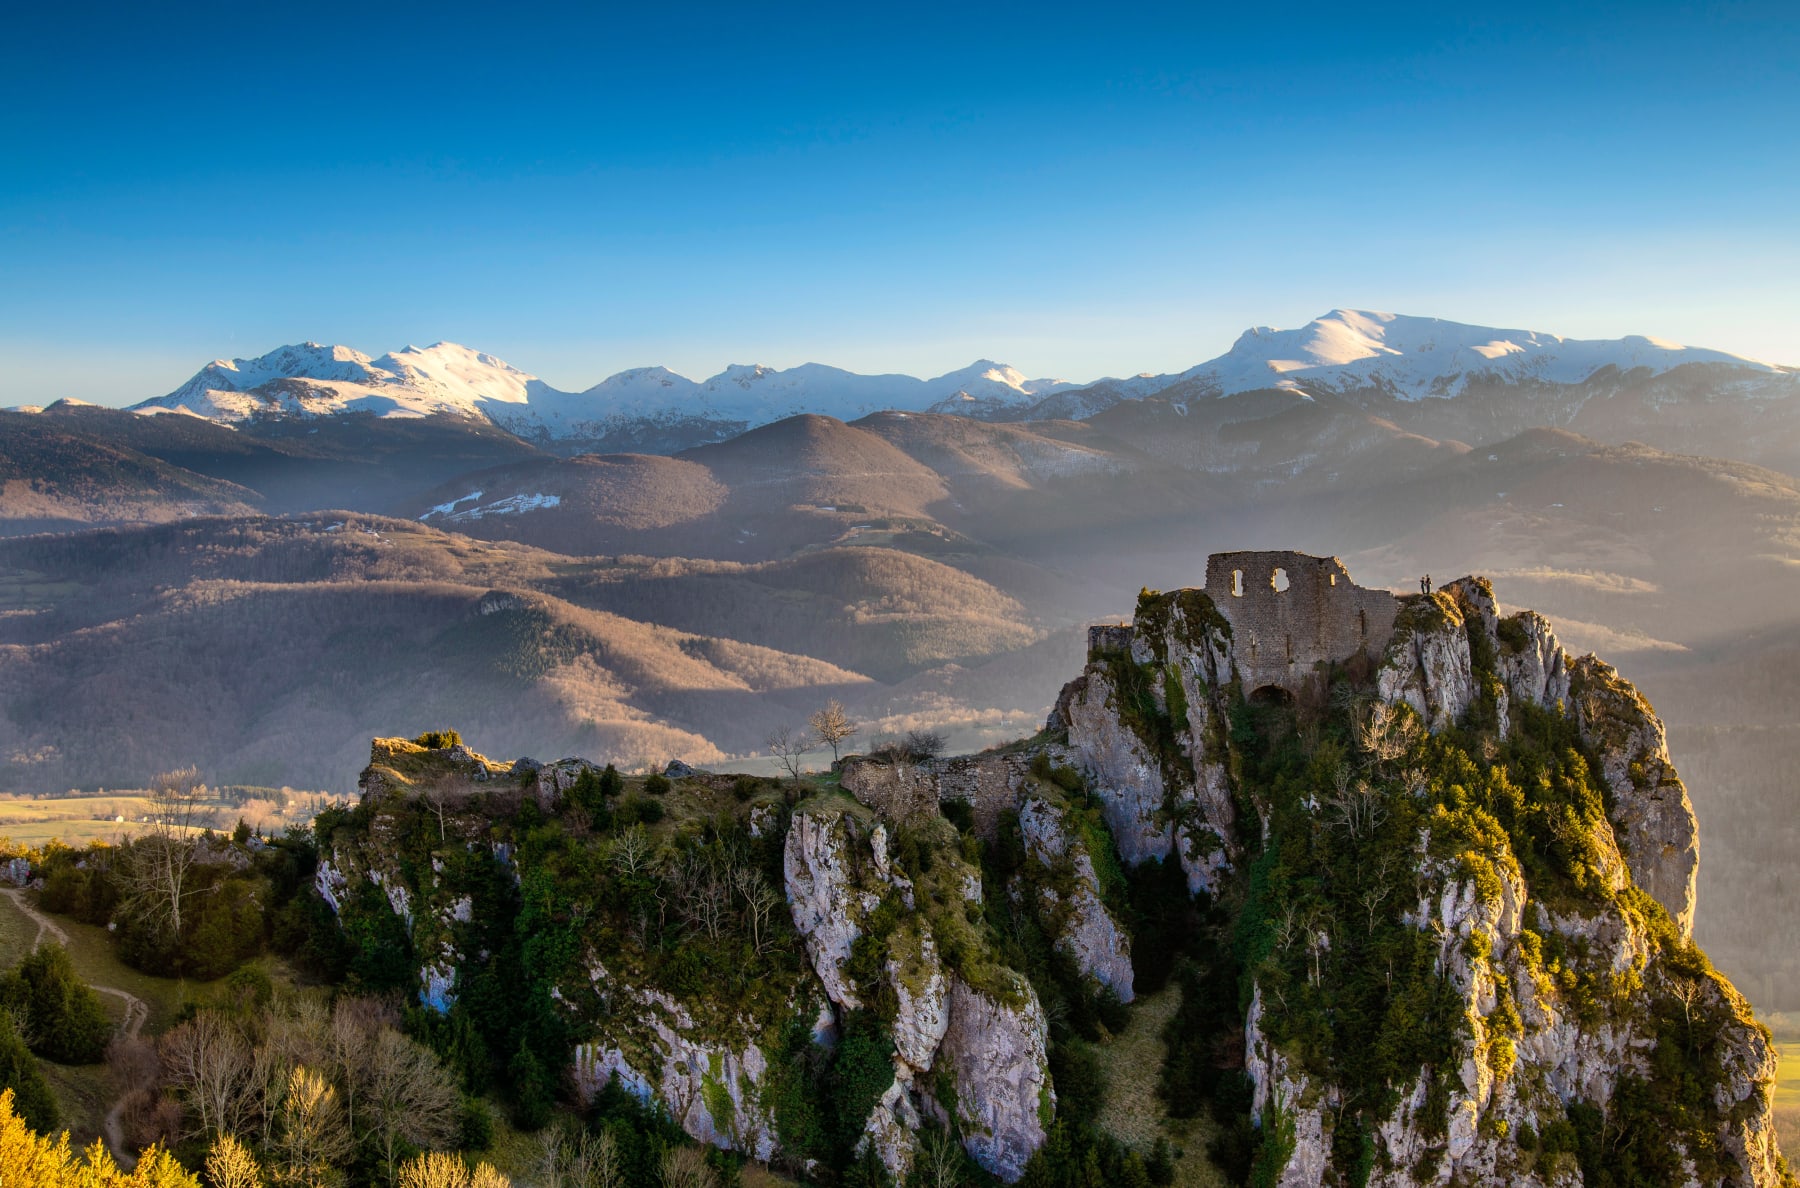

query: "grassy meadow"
left=1093, top=987, right=1229, bottom=1188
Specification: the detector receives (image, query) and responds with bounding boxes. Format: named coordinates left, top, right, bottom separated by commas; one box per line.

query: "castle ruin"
left=1090, top=551, right=1399, bottom=699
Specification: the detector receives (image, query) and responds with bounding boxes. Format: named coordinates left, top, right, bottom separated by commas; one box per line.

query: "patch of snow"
left=420, top=490, right=483, bottom=520
left=437, top=492, right=561, bottom=522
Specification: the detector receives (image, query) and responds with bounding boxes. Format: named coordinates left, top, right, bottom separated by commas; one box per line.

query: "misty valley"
left=4, top=313, right=1800, bottom=1188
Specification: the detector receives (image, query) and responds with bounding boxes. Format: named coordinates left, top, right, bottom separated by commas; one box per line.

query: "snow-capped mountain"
left=1153, top=309, right=1792, bottom=401
left=138, top=342, right=553, bottom=421
left=123, top=311, right=1795, bottom=451
left=133, top=342, right=1078, bottom=450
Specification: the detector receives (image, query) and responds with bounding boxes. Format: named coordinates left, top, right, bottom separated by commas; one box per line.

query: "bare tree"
left=659, top=1146, right=718, bottom=1188
left=608, top=825, right=656, bottom=882
left=669, top=847, right=733, bottom=943
left=808, top=701, right=857, bottom=764
left=207, top=1132, right=266, bottom=1188
left=537, top=1124, right=622, bottom=1188
left=1323, top=767, right=1388, bottom=840
left=904, top=729, right=946, bottom=761
left=1356, top=702, right=1421, bottom=767
left=364, top=1028, right=461, bottom=1184
left=732, top=866, right=782, bottom=957
left=329, top=996, right=396, bottom=1135
left=915, top=1127, right=965, bottom=1188
left=397, top=1152, right=511, bottom=1188
left=1356, top=856, right=1398, bottom=936
left=764, top=725, right=812, bottom=781
left=274, top=1065, right=354, bottom=1188
left=124, top=766, right=209, bottom=948
left=161, top=1009, right=256, bottom=1141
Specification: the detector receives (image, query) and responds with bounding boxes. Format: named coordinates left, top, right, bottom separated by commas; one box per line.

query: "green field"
left=1771, top=1041, right=1800, bottom=1154
left=0, top=792, right=281, bottom=847
left=1093, top=987, right=1229, bottom=1188
left=0, top=794, right=169, bottom=846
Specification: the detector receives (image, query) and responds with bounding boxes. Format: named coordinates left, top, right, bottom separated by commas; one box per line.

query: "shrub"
left=643, top=773, right=673, bottom=797
left=413, top=729, right=463, bottom=750
left=616, top=796, right=665, bottom=826
left=0, top=943, right=112, bottom=1064
left=0, top=1013, right=57, bottom=1132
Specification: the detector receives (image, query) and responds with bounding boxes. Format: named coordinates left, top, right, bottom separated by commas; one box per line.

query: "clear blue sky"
left=3, top=1, right=1796, bottom=403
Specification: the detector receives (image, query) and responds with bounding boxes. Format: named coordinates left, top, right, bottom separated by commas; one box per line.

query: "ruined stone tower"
left=1204, top=551, right=1398, bottom=696
left=1087, top=552, right=1400, bottom=699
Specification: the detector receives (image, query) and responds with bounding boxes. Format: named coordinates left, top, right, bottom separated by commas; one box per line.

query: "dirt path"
left=3, top=886, right=147, bottom=1168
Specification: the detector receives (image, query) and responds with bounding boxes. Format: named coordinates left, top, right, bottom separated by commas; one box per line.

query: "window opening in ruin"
left=1329, top=574, right=1337, bottom=587
left=1359, top=608, right=1367, bottom=637
left=1232, top=569, right=1244, bottom=597
left=1273, top=567, right=1290, bottom=592
left=1249, top=684, right=1294, bottom=707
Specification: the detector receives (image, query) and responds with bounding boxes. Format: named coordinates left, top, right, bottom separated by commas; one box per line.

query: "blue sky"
left=3, top=1, right=1796, bottom=403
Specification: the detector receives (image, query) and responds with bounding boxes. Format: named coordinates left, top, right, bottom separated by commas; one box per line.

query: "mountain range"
left=91, top=309, right=1797, bottom=454
left=6, top=307, right=1800, bottom=1017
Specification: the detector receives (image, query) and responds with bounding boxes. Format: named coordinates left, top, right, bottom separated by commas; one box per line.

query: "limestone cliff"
left=311, top=550, right=1778, bottom=1188
left=1049, top=555, right=1778, bottom=1188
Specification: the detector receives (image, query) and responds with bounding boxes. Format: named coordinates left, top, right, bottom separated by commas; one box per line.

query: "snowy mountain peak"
left=1190, top=309, right=1784, bottom=400
left=136, top=340, right=547, bottom=421
left=122, top=315, right=1794, bottom=444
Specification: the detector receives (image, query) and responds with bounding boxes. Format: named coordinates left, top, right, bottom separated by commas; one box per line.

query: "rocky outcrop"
left=1049, top=560, right=1779, bottom=1187
left=783, top=802, right=1056, bottom=1182
left=1496, top=609, right=1571, bottom=714
left=571, top=981, right=785, bottom=1160
left=1017, top=794, right=1134, bottom=1001
left=784, top=809, right=884, bottom=1009
left=939, top=977, right=1054, bottom=1183
left=1058, top=589, right=1239, bottom=894
left=840, top=752, right=1040, bottom=839
left=1059, top=667, right=1176, bottom=865
left=1376, top=592, right=1476, bottom=733
left=887, top=922, right=951, bottom=1071
left=1569, top=655, right=1700, bottom=939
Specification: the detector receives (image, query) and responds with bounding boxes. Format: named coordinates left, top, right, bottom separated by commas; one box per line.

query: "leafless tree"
left=808, top=701, right=857, bottom=763
left=256, top=1000, right=329, bottom=1149
left=536, top=1124, right=622, bottom=1188
left=398, top=1151, right=510, bottom=1188
left=124, top=766, right=209, bottom=947
left=1357, top=856, right=1397, bottom=935
left=904, top=729, right=946, bottom=761
left=659, top=1145, right=718, bottom=1188
left=1323, top=768, right=1388, bottom=840
left=669, top=848, right=733, bottom=943
left=161, top=1009, right=257, bottom=1141
left=1356, top=702, right=1421, bottom=767
left=732, top=866, right=782, bottom=957
left=364, top=1028, right=461, bottom=1184
left=274, top=1065, right=354, bottom=1188
left=329, top=996, right=396, bottom=1134
left=915, top=1127, right=965, bottom=1188
left=764, top=725, right=812, bottom=781
left=207, top=1133, right=266, bottom=1188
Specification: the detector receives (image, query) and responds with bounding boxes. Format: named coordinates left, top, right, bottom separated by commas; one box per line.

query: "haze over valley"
left=1, top=310, right=1797, bottom=1019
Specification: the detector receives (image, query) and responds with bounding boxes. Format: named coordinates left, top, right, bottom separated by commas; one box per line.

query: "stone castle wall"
left=1209, top=550, right=1404, bottom=691
left=1081, top=553, right=1397, bottom=695
left=841, top=750, right=1066, bottom=839
left=1204, top=551, right=1398, bottom=694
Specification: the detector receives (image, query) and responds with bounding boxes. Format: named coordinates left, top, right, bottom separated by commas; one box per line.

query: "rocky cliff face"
left=781, top=804, right=1055, bottom=1181
left=314, top=557, right=1779, bottom=1188
left=1051, top=569, right=1779, bottom=1187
